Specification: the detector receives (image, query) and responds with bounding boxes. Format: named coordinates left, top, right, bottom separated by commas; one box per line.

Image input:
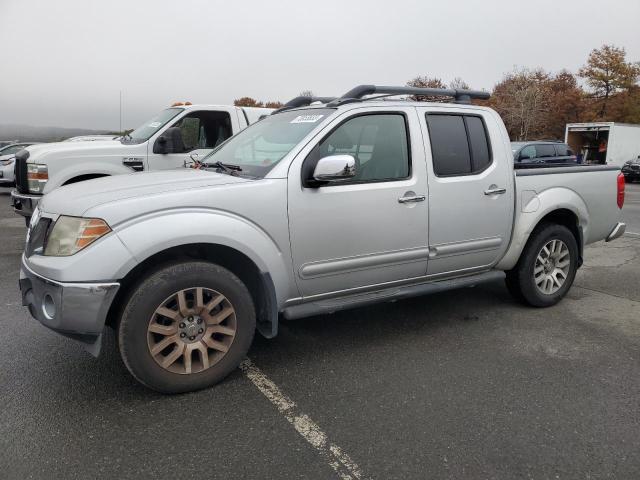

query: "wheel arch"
left=497, top=187, right=588, bottom=271
left=105, top=243, right=278, bottom=339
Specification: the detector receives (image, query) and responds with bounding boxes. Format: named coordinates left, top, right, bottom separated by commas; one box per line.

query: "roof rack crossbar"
left=272, top=96, right=337, bottom=114
left=328, top=85, right=490, bottom=106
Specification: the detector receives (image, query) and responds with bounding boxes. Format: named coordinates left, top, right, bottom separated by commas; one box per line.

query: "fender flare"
left=112, top=208, right=294, bottom=336
left=496, top=187, right=588, bottom=271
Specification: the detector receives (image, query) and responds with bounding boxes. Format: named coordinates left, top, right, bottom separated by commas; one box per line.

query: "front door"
left=417, top=108, right=513, bottom=275
left=149, top=110, right=233, bottom=170
left=287, top=108, right=429, bottom=297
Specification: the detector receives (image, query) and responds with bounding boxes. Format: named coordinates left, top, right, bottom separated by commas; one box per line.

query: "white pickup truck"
left=11, top=104, right=272, bottom=221
left=19, top=86, right=626, bottom=393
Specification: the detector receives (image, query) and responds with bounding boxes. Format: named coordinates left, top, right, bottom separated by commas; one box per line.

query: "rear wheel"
left=118, top=261, right=255, bottom=393
left=506, top=223, right=578, bottom=307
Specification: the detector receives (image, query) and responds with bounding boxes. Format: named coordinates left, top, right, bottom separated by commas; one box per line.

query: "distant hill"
left=0, top=123, right=115, bottom=143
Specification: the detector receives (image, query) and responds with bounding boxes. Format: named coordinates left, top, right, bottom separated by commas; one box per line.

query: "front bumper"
left=11, top=189, right=41, bottom=218
left=606, top=222, right=626, bottom=242
left=19, top=256, right=120, bottom=356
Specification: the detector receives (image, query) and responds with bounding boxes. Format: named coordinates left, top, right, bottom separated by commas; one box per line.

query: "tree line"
left=235, top=44, right=639, bottom=141
left=409, top=44, right=640, bottom=140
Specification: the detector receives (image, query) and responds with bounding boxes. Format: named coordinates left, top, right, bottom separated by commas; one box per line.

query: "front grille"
left=14, top=152, right=29, bottom=193
left=26, top=217, right=52, bottom=257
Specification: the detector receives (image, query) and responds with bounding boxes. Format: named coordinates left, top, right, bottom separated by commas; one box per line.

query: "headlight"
left=44, top=216, right=111, bottom=256
left=27, top=163, right=48, bottom=193
left=0, top=158, right=14, bottom=166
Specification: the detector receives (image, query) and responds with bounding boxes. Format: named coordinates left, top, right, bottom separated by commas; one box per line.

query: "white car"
left=11, top=104, right=272, bottom=220
left=0, top=143, right=37, bottom=187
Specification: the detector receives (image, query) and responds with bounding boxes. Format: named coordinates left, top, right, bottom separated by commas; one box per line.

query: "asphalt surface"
left=1, top=184, right=639, bottom=479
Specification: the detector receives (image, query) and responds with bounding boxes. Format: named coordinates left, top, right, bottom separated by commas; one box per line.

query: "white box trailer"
left=565, top=122, right=640, bottom=166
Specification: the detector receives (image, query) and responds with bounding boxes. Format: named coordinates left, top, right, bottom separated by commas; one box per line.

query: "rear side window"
left=554, top=144, right=573, bottom=156
left=426, top=114, right=492, bottom=176
left=535, top=144, right=556, bottom=158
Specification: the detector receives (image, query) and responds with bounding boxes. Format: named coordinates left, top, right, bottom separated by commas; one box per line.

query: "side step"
left=282, top=270, right=505, bottom=320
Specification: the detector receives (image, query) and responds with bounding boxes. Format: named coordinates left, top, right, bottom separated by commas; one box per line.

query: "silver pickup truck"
left=19, top=85, right=626, bottom=393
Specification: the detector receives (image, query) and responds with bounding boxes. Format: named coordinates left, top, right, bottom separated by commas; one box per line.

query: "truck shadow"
left=26, top=279, right=515, bottom=401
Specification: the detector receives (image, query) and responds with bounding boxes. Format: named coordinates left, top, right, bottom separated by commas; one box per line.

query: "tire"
left=505, top=223, right=578, bottom=307
left=118, top=261, right=255, bottom=393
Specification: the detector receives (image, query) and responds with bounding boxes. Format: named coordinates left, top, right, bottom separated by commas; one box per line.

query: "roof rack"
left=327, top=84, right=490, bottom=106
left=272, top=96, right=337, bottom=114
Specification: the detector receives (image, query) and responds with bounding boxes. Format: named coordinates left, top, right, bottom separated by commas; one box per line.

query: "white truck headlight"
left=44, top=216, right=111, bottom=256
left=27, top=164, right=48, bottom=193
left=0, top=158, right=14, bottom=166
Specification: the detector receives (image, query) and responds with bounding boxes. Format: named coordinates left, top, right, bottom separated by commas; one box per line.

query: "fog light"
left=42, top=293, right=56, bottom=320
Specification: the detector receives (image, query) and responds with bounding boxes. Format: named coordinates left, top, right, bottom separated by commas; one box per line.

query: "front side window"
left=168, top=111, right=232, bottom=152
left=426, top=114, right=492, bottom=176
left=304, top=114, right=410, bottom=184
left=122, top=108, right=183, bottom=144
left=202, top=108, right=335, bottom=178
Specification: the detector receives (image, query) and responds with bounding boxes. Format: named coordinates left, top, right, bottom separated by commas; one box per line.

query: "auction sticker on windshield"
left=290, top=115, right=324, bottom=124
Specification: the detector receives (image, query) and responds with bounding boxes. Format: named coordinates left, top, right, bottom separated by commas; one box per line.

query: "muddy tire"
left=118, top=261, right=255, bottom=393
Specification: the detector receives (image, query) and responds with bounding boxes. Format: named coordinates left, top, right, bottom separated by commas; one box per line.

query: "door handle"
left=484, top=187, right=506, bottom=196
left=398, top=195, right=426, bottom=204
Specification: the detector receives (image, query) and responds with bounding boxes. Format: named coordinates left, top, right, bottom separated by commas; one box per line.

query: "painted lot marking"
left=240, top=358, right=367, bottom=480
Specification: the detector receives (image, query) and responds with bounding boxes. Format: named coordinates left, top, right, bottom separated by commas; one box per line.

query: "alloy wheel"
left=147, top=287, right=237, bottom=374
left=534, top=239, right=571, bottom=295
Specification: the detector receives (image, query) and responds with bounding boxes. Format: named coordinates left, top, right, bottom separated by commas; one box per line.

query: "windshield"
left=201, top=108, right=335, bottom=178
left=121, top=108, right=183, bottom=144
left=0, top=144, right=26, bottom=155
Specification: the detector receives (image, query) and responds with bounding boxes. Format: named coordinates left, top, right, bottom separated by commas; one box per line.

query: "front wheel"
left=118, top=261, right=255, bottom=393
left=505, top=223, right=578, bottom=307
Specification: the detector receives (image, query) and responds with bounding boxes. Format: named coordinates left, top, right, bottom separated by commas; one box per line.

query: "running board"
left=282, top=270, right=505, bottom=320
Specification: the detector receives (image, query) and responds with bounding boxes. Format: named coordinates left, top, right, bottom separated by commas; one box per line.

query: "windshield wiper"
left=208, top=161, right=243, bottom=175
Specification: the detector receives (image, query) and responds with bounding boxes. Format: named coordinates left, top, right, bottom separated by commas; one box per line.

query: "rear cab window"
left=425, top=113, right=493, bottom=176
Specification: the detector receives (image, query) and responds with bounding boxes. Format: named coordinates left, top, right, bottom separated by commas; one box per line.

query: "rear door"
left=287, top=107, right=429, bottom=297
left=418, top=108, right=513, bottom=276
left=535, top=143, right=559, bottom=163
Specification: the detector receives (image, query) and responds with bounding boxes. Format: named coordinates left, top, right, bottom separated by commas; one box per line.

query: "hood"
left=38, top=169, right=250, bottom=217
left=25, top=139, right=122, bottom=162
left=0, top=153, right=16, bottom=161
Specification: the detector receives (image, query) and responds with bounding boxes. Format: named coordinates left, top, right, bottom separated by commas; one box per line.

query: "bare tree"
left=406, top=76, right=447, bottom=102
left=491, top=68, right=551, bottom=140
left=449, top=77, right=470, bottom=90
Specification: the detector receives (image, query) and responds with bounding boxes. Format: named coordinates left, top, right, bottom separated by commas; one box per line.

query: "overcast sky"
left=1, top=0, right=639, bottom=130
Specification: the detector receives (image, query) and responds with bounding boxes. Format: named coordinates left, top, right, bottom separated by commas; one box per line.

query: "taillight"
left=617, top=172, right=625, bottom=209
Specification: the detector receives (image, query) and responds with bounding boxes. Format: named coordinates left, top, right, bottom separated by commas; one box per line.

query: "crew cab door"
left=148, top=109, right=236, bottom=170
left=287, top=107, right=429, bottom=297
left=417, top=108, right=513, bottom=275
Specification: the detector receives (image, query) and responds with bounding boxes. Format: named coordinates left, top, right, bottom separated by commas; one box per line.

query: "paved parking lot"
left=1, top=184, right=639, bottom=479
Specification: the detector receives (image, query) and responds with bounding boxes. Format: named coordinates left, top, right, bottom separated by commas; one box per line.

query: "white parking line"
left=240, top=358, right=367, bottom=480
left=626, top=231, right=640, bottom=237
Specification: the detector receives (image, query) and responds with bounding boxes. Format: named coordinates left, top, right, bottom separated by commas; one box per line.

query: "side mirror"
left=153, top=127, right=185, bottom=154
left=312, top=155, right=356, bottom=184
left=154, top=135, right=168, bottom=154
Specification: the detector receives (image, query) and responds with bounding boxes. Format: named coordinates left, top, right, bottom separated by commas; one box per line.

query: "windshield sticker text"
left=290, top=115, right=324, bottom=124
